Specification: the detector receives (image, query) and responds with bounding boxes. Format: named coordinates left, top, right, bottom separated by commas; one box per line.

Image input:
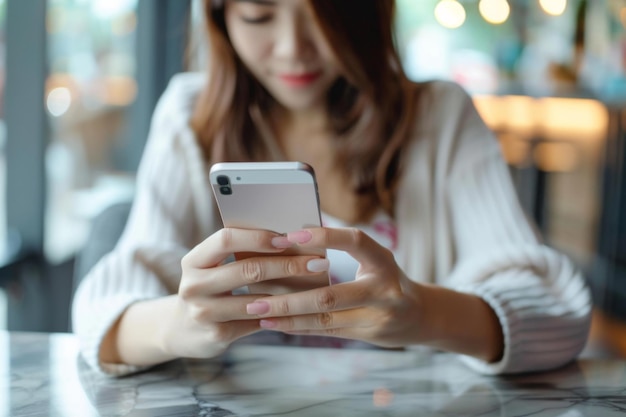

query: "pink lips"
left=278, top=71, right=322, bottom=87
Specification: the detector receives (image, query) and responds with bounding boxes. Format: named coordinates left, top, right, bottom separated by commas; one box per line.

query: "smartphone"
left=209, top=161, right=329, bottom=294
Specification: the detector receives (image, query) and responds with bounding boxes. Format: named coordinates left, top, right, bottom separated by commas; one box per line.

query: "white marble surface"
left=2, top=331, right=626, bottom=416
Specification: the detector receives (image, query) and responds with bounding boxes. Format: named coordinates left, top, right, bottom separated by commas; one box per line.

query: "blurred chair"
left=72, top=201, right=132, bottom=295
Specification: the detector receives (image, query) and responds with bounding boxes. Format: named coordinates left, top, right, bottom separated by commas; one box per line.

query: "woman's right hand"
left=160, top=228, right=330, bottom=360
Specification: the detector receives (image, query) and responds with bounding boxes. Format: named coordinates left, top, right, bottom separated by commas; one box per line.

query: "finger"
left=183, top=228, right=292, bottom=269
left=246, top=280, right=374, bottom=318
left=259, top=308, right=366, bottom=333
left=184, top=294, right=271, bottom=323
left=211, top=319, right=263, bottom=344
left=267, top=310, right=364, bottom=341
left=287, top=228, right=391, bottom=269
left=188, top=255, right=330, bottom=295
left=281, top=328, right=356, bottom=340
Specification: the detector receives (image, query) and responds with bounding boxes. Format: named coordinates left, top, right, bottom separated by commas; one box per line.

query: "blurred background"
left=0, top=0, right=625, bottom=355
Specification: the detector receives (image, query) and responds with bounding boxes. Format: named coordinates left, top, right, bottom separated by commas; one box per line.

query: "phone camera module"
left=217, top=175, right=232, bottom=194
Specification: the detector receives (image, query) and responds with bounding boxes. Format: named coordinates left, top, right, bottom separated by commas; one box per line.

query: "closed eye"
left=241, top=15, right=273, bottom=24
left=231, top=0, right=275, bottom=24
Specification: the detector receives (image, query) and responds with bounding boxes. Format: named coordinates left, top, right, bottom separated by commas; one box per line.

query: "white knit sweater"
left=72, top=73, right=592, bottom=376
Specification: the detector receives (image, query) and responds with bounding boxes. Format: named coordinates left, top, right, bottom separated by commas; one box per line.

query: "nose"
left=273, top=17, right=313, bottom=61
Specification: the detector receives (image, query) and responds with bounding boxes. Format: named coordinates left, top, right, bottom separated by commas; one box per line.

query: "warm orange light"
left=473, top=95, right=537, bottom=134
left=501, top=95, right=537, bottom=133
left=474, top=95, right=608, bottom=143
left=95, top=76, right=138, bottom=106
left=533, top=141, right=579, bottom=172
left=46, top=73, right=79, bottom=92
left=473, top=95, right=504, bottom=128
left=537, top=98, right=608, bottom=141
left=498, top=134, right=531, bottom=167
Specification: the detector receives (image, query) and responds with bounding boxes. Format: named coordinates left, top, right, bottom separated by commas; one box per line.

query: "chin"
left=273, top=94, right=325, bottom=112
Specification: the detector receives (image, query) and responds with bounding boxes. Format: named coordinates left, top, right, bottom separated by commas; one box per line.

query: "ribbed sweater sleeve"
left=441, top=83, right=592, bottom=374
left=71, top=75, right=207, bottom=376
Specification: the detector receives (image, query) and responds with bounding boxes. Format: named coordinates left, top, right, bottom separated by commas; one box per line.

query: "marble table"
left=2, top=331, right=626, bottom=416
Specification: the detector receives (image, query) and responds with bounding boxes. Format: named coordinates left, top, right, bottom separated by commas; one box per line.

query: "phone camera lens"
left=220, top=186, right=232, bottom=195
left=217, top=175, right=230, bottom=186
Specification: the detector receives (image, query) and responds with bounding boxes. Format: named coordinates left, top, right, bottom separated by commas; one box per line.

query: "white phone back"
left=209, top=162, right=322, bottom=234
left=209, top=162, right=328, bottom=293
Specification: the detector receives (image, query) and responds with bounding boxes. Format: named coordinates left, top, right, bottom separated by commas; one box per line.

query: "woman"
left=72, top=0, right=591, bottom=376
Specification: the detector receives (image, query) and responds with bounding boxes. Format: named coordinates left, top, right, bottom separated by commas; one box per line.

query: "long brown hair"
left=191, top=0, right=419, bottom=220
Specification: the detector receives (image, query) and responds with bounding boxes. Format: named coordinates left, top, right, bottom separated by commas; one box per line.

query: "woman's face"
left=224, top=0, right=341, bottom=112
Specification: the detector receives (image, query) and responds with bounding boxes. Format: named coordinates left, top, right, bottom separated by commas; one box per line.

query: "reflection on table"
left=2, top=331, right=626, bottom=416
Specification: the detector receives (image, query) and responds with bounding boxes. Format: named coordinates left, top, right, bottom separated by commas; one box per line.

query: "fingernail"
left=287, top=230, right=312, bottom=244
left=271, top=236, right=292, bottom=248
left=247, top=301, right=270, bottom=315
left=260, top=319, right=277, bottom=329
left=307, top=258, right=330, bottom=273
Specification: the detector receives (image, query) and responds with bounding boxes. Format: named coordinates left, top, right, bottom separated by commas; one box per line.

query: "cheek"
left=231, top=34, right=268, bottom=69
left=225, top=19, right=270, bottom=70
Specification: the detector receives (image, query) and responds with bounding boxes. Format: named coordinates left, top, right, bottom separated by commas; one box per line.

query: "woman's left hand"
left=244, top=227, right=426, bottom=348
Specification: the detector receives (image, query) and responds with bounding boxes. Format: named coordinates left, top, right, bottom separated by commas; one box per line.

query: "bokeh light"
left=47, top=87, right=72, bottom=117
left=434, top=0, right=466, bottom=29
left=479, top=0, right=511, bottom=25
left=539, top=0, right=568, bottom=16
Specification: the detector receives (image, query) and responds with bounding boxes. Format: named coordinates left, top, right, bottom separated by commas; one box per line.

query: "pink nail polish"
left=247, top=301, right=270, bottom=315
left=307, top=258, right=329, bottom=273
left=287, top=230, right=312, bottom=244
left=271, top=236, right=292, bottom=248
left=260, top=319, right=277, bottom=329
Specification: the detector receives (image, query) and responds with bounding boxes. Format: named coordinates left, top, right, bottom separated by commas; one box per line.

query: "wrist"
left=411, top=283, right=504, bottom=362
left=393, top=279, right=443, bottom=347
left=116, top=296, right=179, bottom=366
left=410, top=283, right=446, bottom=344
left=152, top=295, right=180, bottom=358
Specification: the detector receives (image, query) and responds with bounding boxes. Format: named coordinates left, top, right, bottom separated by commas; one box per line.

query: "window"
left=45, top=0, right=138, bottom=262
left=396, top=0, right=624, bottom=268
